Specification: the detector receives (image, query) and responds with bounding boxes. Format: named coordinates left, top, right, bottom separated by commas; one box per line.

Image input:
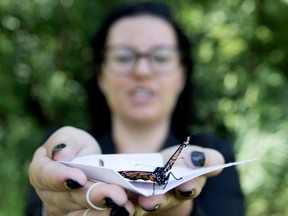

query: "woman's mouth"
left=130, top=88, right=155, bottom=103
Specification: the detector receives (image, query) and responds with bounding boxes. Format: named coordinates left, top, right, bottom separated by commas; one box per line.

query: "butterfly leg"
left=167, top=171, right=182, bottom=181
left=152, top=182, right=156, bottom=195
left=162, top=172, right=183, bottom=189
left=163, top=180, right=169, bottom=189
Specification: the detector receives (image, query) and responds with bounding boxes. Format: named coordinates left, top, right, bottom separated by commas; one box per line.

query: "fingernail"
left=142, top=204, right=160, bottom=212
left=191, top=151, right=205, bottom=167
left=64, top=179, right=83, bottom=189
left=103, top=198, right=118, bottom=208
left=179, top=189, right=195, bottom=198
left=110, top=206, right=129, bottom=216
left=52, top=143, right=66, bottom=158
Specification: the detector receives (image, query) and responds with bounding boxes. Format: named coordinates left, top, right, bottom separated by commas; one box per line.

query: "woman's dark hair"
left=87, top=1, right=194, bottom=139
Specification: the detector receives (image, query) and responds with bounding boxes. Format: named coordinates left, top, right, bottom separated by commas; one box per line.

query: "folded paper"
left=61, top=153, right=255, bottom=196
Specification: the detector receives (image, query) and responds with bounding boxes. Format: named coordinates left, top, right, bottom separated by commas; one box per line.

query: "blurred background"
left=0, top=0, right=287, bottom=215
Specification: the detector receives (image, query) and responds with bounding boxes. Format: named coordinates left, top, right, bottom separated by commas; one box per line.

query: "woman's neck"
left=112, top=117, right=171, bottom=153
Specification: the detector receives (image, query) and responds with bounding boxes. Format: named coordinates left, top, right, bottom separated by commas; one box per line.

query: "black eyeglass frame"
left=101, top=45, right=183, bottom=76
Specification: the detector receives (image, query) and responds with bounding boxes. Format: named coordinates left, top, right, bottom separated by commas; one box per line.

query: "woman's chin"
left=127, top=112, right=163, bottom=125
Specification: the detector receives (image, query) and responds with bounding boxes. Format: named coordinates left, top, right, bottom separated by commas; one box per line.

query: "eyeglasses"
left=103, top=46, right=181, bottom=76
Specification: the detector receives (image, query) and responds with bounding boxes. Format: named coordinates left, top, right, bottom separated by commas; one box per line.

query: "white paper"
left=61, top=153, right=255, bottom=196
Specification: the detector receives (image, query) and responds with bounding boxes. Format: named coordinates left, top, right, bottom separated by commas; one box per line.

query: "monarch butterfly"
left=118, top=136, right=190, bottom=194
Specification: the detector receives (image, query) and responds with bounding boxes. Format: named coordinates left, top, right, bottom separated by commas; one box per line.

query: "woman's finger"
left=137, top=192, right=192, bottom=216
left=71, top=181, right=134, bottom=215
left=174, top=176, right=207, bottom=200
left=183, top=146, right=225, bottom=177
left=29, top=126, right=102, bottom=191
left=29, top=146, right=87, bottom=190
left=44, top=126, right=102, bottom=161
left=137, top=194, right=165, bottom=212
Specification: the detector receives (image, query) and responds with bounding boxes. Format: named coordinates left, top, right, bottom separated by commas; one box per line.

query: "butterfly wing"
left=119, top=171, right=155, bottom=182
left=163, top=136, right=190, bottom=173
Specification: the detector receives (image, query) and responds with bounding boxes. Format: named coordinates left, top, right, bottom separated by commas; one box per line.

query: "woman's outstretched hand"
left=134, top=143, right=225, bottom=216
left=29, top=126, right=134, bottom=216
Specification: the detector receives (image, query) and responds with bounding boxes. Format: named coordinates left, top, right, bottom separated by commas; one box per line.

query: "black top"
left=25, top=132, right=245, bottom=216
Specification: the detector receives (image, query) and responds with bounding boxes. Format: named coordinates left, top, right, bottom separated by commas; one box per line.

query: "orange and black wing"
left=119, top=171, right=155, bottom=182
left=163, top=136, right=190, bottom=173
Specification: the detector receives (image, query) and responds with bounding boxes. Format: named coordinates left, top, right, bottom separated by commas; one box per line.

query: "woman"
left=26, top=2, right=244, bottom=216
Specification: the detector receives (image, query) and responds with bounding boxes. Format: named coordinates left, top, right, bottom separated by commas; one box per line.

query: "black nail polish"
left=52, top=143, right=66, bottom=158
left=103, top=198, right=118, bottom=208
left=191, top=151, right=205, bottom=167
left=64, top=179, right=83, bottom=189
left=179, top=189, right=195, bottom=198
left=110, top=206, right=129, bottom=216
left=142, top=204, right=160, bottom=212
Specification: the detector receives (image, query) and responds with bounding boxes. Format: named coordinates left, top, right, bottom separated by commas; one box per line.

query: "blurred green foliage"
left=0, top=0, right=287, bottom=215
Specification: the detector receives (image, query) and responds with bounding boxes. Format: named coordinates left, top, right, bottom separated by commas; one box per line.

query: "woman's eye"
left=115, top=54, right=134, bottom=63
left=153, top=54, right=171, bottom=63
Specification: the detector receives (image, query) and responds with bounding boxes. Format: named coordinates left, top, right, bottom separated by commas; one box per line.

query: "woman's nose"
left=132, top=57, right=153, bottom=77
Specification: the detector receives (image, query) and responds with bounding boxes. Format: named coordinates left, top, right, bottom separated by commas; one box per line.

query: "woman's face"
left=98, top=15, right=185, bottom=125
